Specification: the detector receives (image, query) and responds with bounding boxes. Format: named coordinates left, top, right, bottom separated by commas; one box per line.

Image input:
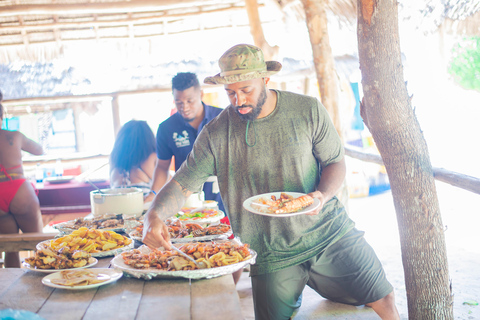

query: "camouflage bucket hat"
left=204, top=44, right=282, bottom=85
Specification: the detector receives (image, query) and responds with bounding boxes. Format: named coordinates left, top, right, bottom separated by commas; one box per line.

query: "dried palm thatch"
left=0, top=0, right=358, bottom=64
left=0, top=0, right=274, bottom=64
left=1, top=0, right=479, bottom=105
left=399, top=0, right=480, bottom=34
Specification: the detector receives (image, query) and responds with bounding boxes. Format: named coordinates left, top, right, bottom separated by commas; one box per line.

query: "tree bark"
left=300, top=0, right=342, bottom=141
left=357, top=0, right=453, bottom=319
left=244, top=0, right=279, bottom=60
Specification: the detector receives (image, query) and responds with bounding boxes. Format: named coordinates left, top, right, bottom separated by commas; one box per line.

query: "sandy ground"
left=237, top=182, right=480, bottom=319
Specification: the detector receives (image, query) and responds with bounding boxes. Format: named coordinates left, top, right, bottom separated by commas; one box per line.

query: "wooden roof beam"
left=0, top=21, right=257, bottom=48
left=0, top=0, right=241, bottom=18
left=0, top=4, right=248, bottom=33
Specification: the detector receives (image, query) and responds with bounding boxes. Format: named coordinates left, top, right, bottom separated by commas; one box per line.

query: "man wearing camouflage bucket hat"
left=143, top=44, right=400, bottom=320
left=204, top=44, right=282, bottom=85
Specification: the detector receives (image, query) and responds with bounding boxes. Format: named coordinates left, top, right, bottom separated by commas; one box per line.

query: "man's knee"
left=366, top=291, right=396, bottom=308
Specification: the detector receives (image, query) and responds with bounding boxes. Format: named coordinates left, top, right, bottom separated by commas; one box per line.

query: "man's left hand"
left=305, top=190, right=326, bottom=215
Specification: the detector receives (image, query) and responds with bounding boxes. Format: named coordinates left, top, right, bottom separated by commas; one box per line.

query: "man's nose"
left=235, top=93, right=246, bottom=106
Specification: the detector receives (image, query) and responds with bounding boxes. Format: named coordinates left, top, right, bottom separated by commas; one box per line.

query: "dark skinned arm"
left=306, top=157, right=346, bottom=215
left=142, top=179, right=193, bottom=249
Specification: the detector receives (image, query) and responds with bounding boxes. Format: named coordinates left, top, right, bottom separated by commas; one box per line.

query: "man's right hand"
left=142, top=212, right=172, bottom=250
left=141, top=179, right=193, bottom=250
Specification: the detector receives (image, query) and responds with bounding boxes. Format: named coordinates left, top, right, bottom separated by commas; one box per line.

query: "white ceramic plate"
left=37, top=240, right=134, bottom=258
left=44, top=175, right=75, bottom=184
left=41, top=268, right=123, bottom=290
left=243, top=192, right=321, bottom=217
left=22, top=257, right=98, bottom=273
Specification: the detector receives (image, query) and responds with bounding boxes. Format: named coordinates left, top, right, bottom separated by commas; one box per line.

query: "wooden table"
left=0, top=257, right=243, bottom=320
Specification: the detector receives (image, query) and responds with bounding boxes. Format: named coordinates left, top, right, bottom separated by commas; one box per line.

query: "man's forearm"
left=151, top=179, right=192, bottom=220
left=316, top=157, right=346, bottom=202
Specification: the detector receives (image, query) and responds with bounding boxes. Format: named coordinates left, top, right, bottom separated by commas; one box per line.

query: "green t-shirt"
left=174, top=90, right=355, bottom=275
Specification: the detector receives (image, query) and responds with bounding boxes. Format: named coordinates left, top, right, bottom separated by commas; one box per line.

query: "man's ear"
left=200, top=89, right=204, bottom=99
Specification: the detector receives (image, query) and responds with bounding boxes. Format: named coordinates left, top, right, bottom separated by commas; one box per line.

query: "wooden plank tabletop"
left=0, top=232, right=59, bottom=252
left=0, top=267, right=243, bottom=320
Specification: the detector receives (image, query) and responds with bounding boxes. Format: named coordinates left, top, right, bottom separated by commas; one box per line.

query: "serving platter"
left=171, top=231, right=232, bottom=243
left=37, top=240, right=134, bottom=258
left=54, top=224, right=125, bottom=234
left=243, top=192, right=321, bottom=217
left=111, top=243, right=256, bottom=280
left=129, top=227, right=232, bottom=243
left=42, top=268, right=123, bottom=290
left=22, top=257, right=98, bottom=273
left=53, top=214, right=126, bottom=234
left=128, top=231, right=143, bottom=242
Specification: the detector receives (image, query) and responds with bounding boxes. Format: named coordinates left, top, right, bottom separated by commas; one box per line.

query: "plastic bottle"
left=55, top=159, right=64, bottom=177
left=35, top=163, right=43, bottom=184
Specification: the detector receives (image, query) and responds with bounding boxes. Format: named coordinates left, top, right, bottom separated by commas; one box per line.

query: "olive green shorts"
left=251, top=228, right=393, bottom=320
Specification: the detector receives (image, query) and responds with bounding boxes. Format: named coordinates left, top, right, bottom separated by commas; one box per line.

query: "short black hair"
left=172, top=72, right=200, bottom=92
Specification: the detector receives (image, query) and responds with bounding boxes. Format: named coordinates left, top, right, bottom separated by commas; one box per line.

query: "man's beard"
left=236, top=85, right=267, bottom=121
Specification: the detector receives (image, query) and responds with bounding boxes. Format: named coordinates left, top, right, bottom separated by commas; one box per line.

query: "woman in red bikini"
left=0, top=91, right=44, bottom=267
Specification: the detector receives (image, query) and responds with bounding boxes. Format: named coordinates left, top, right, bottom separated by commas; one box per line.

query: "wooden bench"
left=0, top=232, right=58, bottom=252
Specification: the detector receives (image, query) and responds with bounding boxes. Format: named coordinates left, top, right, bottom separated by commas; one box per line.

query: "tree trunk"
left=357, top=0, right=453, bottom=319
left=300, top=0, right=342, bottom=141
left=244, top=0, right=279, bottom=60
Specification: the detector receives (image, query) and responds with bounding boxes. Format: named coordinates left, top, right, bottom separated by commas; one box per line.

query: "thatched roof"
left=0, top=0, right=359, bottom=104
left=1, top=0, right=479, bottom=105
left=0, top=0, right=267, bottom=63
left=399, top=0, right=480, bottom=34
left=0, top=55, right=359, bottom=103
left=0, top=0, right=358, bottom=64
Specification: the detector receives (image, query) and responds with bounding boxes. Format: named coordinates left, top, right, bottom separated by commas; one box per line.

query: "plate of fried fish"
left=243, top=192, right=320, bottom=217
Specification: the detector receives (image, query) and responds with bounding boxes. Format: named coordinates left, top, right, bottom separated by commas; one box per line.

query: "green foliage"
left=448, top=36, right=480, bottom=92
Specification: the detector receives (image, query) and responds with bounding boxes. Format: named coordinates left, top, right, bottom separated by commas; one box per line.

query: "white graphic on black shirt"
left=173, top=130, right=190, bottom=148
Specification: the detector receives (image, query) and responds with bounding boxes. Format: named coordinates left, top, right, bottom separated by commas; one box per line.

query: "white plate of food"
left=42, top=268, right=123, bottom=290
left=111, top=241, right=256, bottom=280
left=243, top=192, right=320, bottom=217
left=22, top=257, right=98, bottom=273
left=174, top=208, right=225, bottom=225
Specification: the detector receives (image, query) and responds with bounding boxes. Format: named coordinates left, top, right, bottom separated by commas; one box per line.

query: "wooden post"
left=300, top=0, right=342, bottom=141
left=72, top=103, right=84, bottom=152
left=111, top=94, right=121, bottom=137
left=244, top=0, right=278, bottom=60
